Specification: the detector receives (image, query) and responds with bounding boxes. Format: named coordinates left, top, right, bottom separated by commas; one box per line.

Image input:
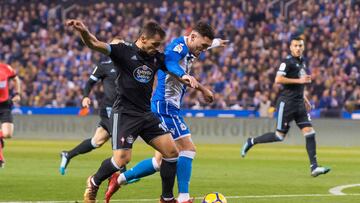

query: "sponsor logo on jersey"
left=133, top=65, right=153, bottom=83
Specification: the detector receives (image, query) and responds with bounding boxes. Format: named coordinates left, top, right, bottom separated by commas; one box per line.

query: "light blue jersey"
left=152, top=36, right=195, bottom=139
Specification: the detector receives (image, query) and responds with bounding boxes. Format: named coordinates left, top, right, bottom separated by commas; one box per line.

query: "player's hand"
left=65, top=19, right=88, bottom=33
left=219, top=39, right=230, bottom=47
left=182, top=75, right=199, bottom=89
left=12, top=94, right=21, bottom=103
left=202, top=88, right=214, bottom=103
left=299, top=75, right=311, bottom=84
left=82, top=97, right=91, bottom=108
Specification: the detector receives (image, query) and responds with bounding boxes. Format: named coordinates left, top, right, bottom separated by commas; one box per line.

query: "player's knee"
left=113, top=154, right=131, bottom=167
left=303, top=128, right=316, bottom=137
left=91, top=136, right=107, bottom=148
left=2, top=131, right=13, bottom=138
left=164, top=148, right=179, bottom=159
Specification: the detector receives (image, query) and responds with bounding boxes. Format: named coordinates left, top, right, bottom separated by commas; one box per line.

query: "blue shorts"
left=155, top=113, right=190, bottom=140
left=151, top=100, right=190, bottom=140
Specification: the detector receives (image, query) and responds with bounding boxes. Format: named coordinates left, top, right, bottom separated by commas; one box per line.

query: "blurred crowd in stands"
left=1, top=0, right=360, bottom=117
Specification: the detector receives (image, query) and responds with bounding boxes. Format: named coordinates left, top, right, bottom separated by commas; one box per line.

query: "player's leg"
left=296, top=107, right=330, bottom=177
left=141, top=112, right=179, bottom=202
left=0, top=108, right=14, bottom=167
left=149, top=132, right=179, bottom=203
left=120, top=151, right=161, bottom=184
left=84, top=112, right=138, bottom=202
left=60, top=126, right=110, bottom=175
left=105, top=151, right=161, bottom=202
left=1, top=122, right=14, bottom=139
left=241, top=100, right=289, bottom=157
left=175, top=135, right=195, bottom=203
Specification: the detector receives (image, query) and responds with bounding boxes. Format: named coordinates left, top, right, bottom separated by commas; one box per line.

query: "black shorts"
left=111, top=111, right=169, bottom=149
left=97, top=107, right=112, bottom=135
left=275, top=99, right=312, bottom=133
left=0, top=101, right=13, bottom=123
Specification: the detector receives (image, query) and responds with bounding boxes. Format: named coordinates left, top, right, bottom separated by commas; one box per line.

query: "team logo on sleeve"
left=173, top=43, right=183, bottom=54
left=279, top=63, right=286, bottom=71
left=133, top=65, right=153, bottom=83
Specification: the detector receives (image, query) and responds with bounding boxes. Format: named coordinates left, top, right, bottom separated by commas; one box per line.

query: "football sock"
left=124, top=157, right=159, bottom=182
left=253, top=132, right=284, bottom=144
left=67, top=138, right=95, bottom=159
left=161, top=157, right=177, bottom=199
left=93, top=157, right=122, bottom=186
left=177, top=150, right=195, bottom=199
left=305, top=132, right=318, bottom=171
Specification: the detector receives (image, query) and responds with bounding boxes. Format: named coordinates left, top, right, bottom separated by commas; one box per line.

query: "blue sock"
left=124, top=158, right=157, bottom=182
left=177, top=151, right=195, bottom=193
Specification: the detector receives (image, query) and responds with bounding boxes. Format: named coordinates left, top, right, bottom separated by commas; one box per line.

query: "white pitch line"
left=329, top=183, right=360, bottom=195
left=3, top=193, right=360, bottom=203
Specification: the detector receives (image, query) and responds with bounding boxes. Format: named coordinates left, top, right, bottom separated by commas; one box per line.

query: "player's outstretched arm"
left=65, top=19, right=110, bottom=55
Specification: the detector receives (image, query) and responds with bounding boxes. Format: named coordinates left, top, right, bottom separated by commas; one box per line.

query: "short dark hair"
left=193, top=21, right=215, bottom=40
left=290, top=34, right=304, bottom=43
left=139, top=21, right=166, bottom=40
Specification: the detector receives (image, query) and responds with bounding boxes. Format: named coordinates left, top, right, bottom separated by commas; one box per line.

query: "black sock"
left=160, top=158, right=177, bottom=199
left=67, top=138, right=95, bottom=159
left=305, top=133, right=318, bottom=170
left=253, top=132, right=283, bottom=144
left=93, top=158, right=120, bottom=186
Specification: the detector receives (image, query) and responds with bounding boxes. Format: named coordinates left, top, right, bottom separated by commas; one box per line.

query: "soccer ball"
left=202, top=192, right=227, bottom=203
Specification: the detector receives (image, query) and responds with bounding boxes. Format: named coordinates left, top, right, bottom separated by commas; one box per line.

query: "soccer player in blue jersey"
left=105, top=22, right=228, bottom=203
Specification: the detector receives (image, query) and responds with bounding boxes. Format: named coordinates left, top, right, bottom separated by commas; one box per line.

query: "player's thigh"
left=98, top=112, right=112, bottom=136
left=175, top=135, right=195, bottom=152
left=294, top=103, right=313, bottom=133
left=141, top=112, right=178, bottom=158
left=113, top=149, right=132, bottom=166
left=110, top=112, right=141, bottom=150
left=1, top=122, right=14, bottom=138
left=150, top=132, right=178, bottom=159
left=93, top=126, right=110, bottom=146
left=275, top=100, right=295, bottom=134
left=158, top=113, right=191, bottom=141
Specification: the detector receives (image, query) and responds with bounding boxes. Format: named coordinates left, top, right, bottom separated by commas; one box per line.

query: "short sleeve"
left=109, top=43, right=127, bottom=65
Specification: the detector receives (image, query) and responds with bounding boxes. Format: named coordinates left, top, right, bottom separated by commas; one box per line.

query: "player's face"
left=141, top=34, right=164, bottom=55
left=189, top=33, right=213, bottom=57
left=290, top=40, right=304, bottom=57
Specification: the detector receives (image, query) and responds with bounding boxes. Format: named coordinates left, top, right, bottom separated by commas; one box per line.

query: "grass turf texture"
left=0, top=140, right=359, bottom=202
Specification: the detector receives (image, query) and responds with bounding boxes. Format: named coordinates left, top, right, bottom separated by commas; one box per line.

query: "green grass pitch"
left=0, top=139, right=360, bottom=202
